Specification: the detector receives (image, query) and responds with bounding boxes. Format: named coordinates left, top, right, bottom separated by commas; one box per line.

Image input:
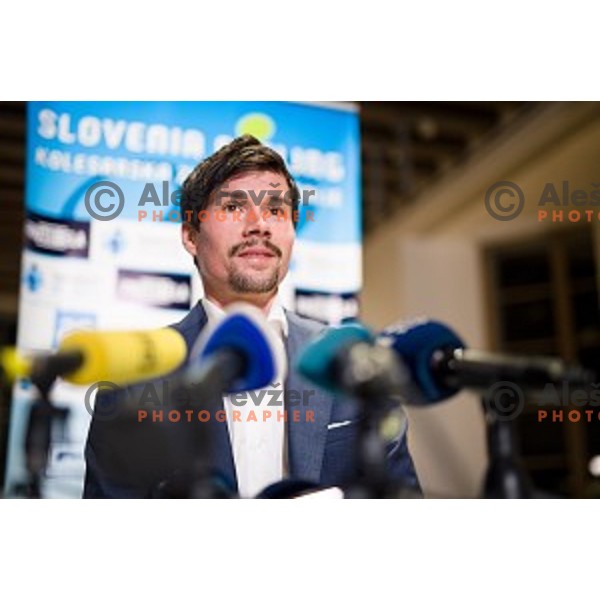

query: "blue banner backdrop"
left=4, top=101, right=361, bottom=497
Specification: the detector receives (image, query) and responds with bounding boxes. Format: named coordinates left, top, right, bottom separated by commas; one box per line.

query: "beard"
left=226, top=238, right=283, bottom=294
left=227, top=264, right=280, bottom=294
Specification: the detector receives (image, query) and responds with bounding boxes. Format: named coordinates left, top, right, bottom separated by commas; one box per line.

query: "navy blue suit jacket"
left=83, top=302, right=420, bottom=498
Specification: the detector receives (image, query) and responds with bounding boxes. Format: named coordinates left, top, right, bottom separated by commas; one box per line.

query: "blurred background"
left=0, top=101, right=598, bottom=498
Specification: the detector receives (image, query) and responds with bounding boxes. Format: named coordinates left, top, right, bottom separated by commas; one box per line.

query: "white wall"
left=361, top=102, right=600, bottom=497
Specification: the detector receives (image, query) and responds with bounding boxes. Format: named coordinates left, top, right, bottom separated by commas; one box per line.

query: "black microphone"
left=377, top=319, right=593, bottom=499
left=378, top=319, right=595, bottom=402
left=435, top=348, right=594, bottom=391
left=255, top=480, right=326, bottom=499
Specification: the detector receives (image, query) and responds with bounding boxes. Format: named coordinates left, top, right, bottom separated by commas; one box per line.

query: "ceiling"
left=358, top=101, right=537, bottom=232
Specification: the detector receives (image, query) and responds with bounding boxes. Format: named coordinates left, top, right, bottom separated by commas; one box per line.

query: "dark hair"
left=181, top=134, right=300, bottom=229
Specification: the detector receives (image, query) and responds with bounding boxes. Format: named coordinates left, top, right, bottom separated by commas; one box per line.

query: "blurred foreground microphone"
left=295, top=323, right=412, bottom=402
left=378, top=319, right=595, bottom=402
left=2, top=328, right=187, bottom=393
left=296, top=323, right=422, bottom=497
left=155, top=303, right=279, bottom=499
left=256, top=480, right=344, bottom=499
left=378, top=319, right=596, bottom=498
left=30, top=328, right=187, bottom=385
left=184, top=302, right=281, bottom=396
left=1, top=348, right=31, bottom=382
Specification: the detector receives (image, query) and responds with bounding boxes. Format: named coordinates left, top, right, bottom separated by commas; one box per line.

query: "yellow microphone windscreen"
left=1, top=348, right=32, bottom=382
left=58, top=328, right=187, bottom=385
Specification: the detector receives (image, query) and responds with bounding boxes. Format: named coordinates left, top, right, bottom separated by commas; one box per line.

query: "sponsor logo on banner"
left=53, top=311, right=97, bottom=347
left=116, top=269, right=191, bottom=310
left=25, top=212, right=90, bottom=258
left=23, top=263, right=44, bottom=293
left=104, top=229, right=127, bottom=255
left=295, top=289, right=359, bottom=325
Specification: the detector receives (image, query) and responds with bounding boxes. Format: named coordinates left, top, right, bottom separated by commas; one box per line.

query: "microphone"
left=255, top=480, right=345, bottom=499
left=153, top=303, right=280, bottom=500
left=1, top=347, right=32, bottom=382
left=1, top=328, right=188, bottom=391
left=378, top=318, right=596, bottom=402
left=89, top=303, right=279, bottom=421
left=295, top=322, right=421, bottom=497
left=52, top=328, right=187, bottom=386
left=255, top=479, right=325, bottom=499
left=377, top=319, right=598, bottom=499
left=296, top=323, right=373, bottom=394
left=183, top=302, right=281, bottom=397
left=296, top=322, right=424, bottom=406
left=18, top=328, right=185, bottom=498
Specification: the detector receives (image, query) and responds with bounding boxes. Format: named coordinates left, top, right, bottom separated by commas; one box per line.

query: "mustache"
left=229, top=239, right=282, bottom=258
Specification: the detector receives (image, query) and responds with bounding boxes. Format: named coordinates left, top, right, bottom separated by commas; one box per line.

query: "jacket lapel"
left=285, top=313, right=333, bottom=484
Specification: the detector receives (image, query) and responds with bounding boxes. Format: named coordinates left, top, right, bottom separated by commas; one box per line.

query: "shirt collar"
left=201, top=296, right=289, bottom=338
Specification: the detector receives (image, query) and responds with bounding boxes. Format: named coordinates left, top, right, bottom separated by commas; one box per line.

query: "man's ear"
left=181, top=223, right=198, bottom=258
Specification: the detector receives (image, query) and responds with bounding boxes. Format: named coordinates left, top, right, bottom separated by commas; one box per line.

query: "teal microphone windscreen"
left=295, top=322, right=374, bottom=394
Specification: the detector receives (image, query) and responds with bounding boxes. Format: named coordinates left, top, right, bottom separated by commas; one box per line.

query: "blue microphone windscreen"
left=380, top=320, right=464, bottom=402
left=295, top=323, right=374, bottom=394
left=193, top=304, right=278, bottom=393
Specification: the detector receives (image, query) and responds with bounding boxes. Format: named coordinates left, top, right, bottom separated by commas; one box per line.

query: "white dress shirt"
left=202, top=297, right=288, bottom=498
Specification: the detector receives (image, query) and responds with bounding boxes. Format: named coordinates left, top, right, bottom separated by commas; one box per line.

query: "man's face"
left=182, top=170, right=295, bottom=304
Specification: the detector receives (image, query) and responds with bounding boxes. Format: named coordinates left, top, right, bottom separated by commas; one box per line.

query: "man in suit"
left=84, top=135, right=419, bottom=498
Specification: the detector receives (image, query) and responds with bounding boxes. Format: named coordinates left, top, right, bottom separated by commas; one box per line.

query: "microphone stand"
left=337, top=343, right=417, bottom=499
left=481, top=390, right=532, bottom=499
left=156, top=349, right=243, bottom=499
left=480, top=371, right=596, bottom=498
left=22, top=364, right=71, bottom=499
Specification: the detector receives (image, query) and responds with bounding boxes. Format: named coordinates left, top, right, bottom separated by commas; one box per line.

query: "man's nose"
left=242, top=202, right=271, bottom=237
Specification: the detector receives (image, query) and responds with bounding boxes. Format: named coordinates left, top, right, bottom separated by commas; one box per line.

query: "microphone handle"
left=178, top=349, right=246, bottom=403
left=166, top=348, right=245, bottom=499
left=433, top=348, right=594, bottom=390
left=30, top=350, right=85, bottom=394
left=334, top=342, right=406, bottom=409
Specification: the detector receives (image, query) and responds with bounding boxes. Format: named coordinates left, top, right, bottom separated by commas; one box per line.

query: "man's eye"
left=270, top=207, right=284, bottom=216
left=224, top=203, right=242, bottom=212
